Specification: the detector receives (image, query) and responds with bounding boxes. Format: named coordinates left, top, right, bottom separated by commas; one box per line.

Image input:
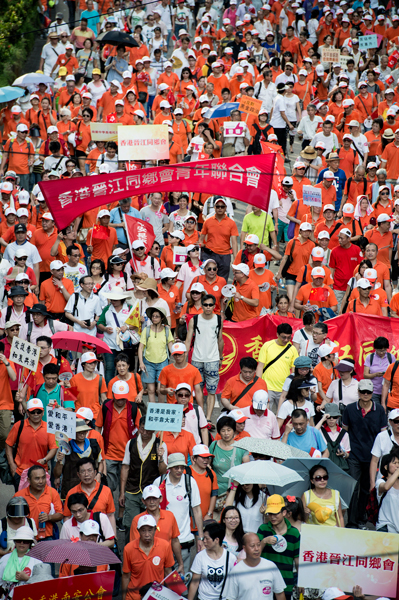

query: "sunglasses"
left=314, top=475, right=329, bottom=482
left=189, top=246, right=200, bottom=251
left=177, top=393, right=190, bottom=398
left=326, top=415, right=338, bottom=419
left=202, top=303, right=215, bottom=307
left=392, top=419, right=399, bottom=424
left=380, top=191, right=389, bottom=195
left=191, top=290, right=201, bottom=294
left=215, top=205, right=226, bottom=209
left=359, top=389, right=372, bottom=395
left=30, top=409, right=43, bottom=415
left=206, top=267, right=217, bottom=271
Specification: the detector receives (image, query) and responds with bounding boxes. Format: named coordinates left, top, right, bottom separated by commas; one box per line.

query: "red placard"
left=13, top=570, right=115, bottom=600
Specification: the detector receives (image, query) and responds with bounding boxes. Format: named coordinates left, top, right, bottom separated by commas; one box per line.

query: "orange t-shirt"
left=107, top=374, right=143, bottom=402
left=284, top=237, right=315, bottom=278
left=123, top=537, right=174, bottom=600
left=0, top=361, right=16, bottom=410
left=381, top=141, right=399, bottom=180
left=95, top=402, right=141, bottom=461
left=163, top=429, right=196, bottom=462
left=347, top=297, right=382, bottom=315
left=296, top=264, right=334, bottom=286
left=64, top=480, right=115, bottom=516
left=191, top=466, right=219, bottom=518
left=313, top=361, right=335, bottom=404
left=187, top=274, right=226, bottom=315
left=3, top=138, right=33, bottom=175
left=86, top=226, right=118, bottom=263
left=201, top=214, right=239, bottom=255
left=31, top=228, right=59, bottom=272
left=349, top=286, right=389, bottom=310
left=69, top=372, right=107, bottom=419
left=365, top=229, right=393, bottom=268
left=231, top=278, right=260, bottom=322
left=157, top=282, right=180, bottom=328
left=158, top=363, right=202, bottom=404
left=248, top=268, right=276, bottom=314
left=39, top=277, right=74, bottom=313
left=221, top=373, right=268, bottom=409
left=98, top=91, right=124, bottom=118
left=296, top=283, right=338, bottom=310
left=14, top=485, right=63, bottom=539
left=286, top=200, right=311, bottom=238
left=5, top=419, right=57, bottom=475
left=130, top=509, right=179, bottom=543
left=314, top=182, right=337, bottom=208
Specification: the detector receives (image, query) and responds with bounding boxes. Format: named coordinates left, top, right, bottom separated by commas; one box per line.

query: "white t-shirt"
left=278, top=399, right=315, bottom=421
left=376, top=478, right=399, bottom=533
left=4, top=241, right=41, bottom=269
left=283, top=94, right=300, bottom=122
left=351, top=133, right=369, bottom=158
left=43, top=155, right=68, bottom=175
left=63, top=262, right=88, bottom=290
left=236, top=491, right=266, bottom=533
left=41, top=42, right=65, bottom=75
left=223, top=557, right=286, bottom=600
left=270, top=95, right=287, bottom=129
left=299, top=339, right=321, bottom=368
left=326, top=378, right=359, bottom=406
left=191, top=548, right=236, bottom=600
left=95, top=153, right=119, bottom=172
left=371, top=430, right=399, bottom=459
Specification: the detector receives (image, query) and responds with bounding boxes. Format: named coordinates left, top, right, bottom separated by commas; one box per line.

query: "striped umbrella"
left=28, top=539, right=120, bottom=566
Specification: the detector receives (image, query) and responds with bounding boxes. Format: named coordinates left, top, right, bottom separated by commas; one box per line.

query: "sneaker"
left=116, top=518, right=125, bottom=532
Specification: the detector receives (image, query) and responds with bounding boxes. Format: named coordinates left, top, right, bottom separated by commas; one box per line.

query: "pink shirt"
left=240, top=406, right=281, bottom=439
left=60, top=513, right=114, bottom=541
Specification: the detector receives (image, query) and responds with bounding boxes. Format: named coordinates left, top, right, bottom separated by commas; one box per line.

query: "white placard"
left=303, top=185, right=322, bottom=208
left=10, top=337, right=40, bottom=372
left=223, top=121, right=246, bottom=137
left=47, top=406, right=76, bottom=439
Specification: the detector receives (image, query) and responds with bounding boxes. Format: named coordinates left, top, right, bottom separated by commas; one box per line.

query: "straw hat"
left=299, top=146, right=317, bottom=160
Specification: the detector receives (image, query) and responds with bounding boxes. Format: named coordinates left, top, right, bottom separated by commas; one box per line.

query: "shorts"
left=285, top=275, right=297, bottom=285
left=75, top=149, right=87, bottom=158
left=141, top=357, right=169, bottom=384
left=191, top=360, right=220, bottom=394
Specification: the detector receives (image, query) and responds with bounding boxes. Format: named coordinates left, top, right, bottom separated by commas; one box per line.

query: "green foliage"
left=0, top=0, right=39, bottom=83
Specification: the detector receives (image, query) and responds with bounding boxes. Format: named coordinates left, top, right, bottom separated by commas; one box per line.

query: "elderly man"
left=240, top=390, right=280, bottom=439
left=39, top=32, right=65, bottom=76
left=282, top=408, right=329, bottom=456
left=39, top=260, right=74, bottom=320
left=343, top=379, right=386, bottom=529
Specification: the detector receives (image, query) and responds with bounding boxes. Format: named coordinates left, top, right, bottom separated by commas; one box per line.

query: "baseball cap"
left=133, top=109, right=145, bottom=119
left=229, top=409, right=249, bottom=423
left=318, top=230, right=330, bottom=240
left=115, top=99, right=124, bottom=106
left=171, top=342, right=187, bottom=355
left=318, top=342, right=338, bottom=358
left=342, top=203, right=355, bottom=216
left=160, top=268, right=178, bottom=279
left=170, top=230, right=185, bottom=241
left=14, top=224, right=27, bottom=235
left=340, top=228, right=351, bottom=237
left=132, top=240, right=145, bottom=250
left=323, top=204, right=335, bottom=212
left=323, top=170, right=335, bottom=180
left=160, top=100, right=171, bottom=109
left=282, top=176, right=293, bottom=185
left=342, top=99, right=354, bottom=107
left=79, top=520, right=100, bottom=537
left=348, top=120, right=360, bottom=127
left=137, top=514, right=157, bottom=529
left=27, top=398, right=44, bottom=412
left=299, top=222, right=312, bottom=231
left=232, top=263, right=250, bottom=276
left=364, top=268, right=377, bottom=282
left=191, top=282, right=205, bottom=293
left=377, top=213, right=394, bottom=223
left=389, top=408, right=399, bottom=420
left=76, top=407, right=94, bottom=421
left=17, top=190, right=30, bottom=205
left=252, top=389, right=268, bottom=410
left=81, top=351, right=99, bottom=364
left=1, top=182, right=13, bottom=193
left=357, top=277, right=372, bottom=289
left=4, top=321, right=21, bottom=330
left=98, top=209, right=110, bottom=218
left=192, top=444, right=214, bottom=458
left=244, top=234, right=259, bottom=245
left=311, top=247, right=324, bottom=260
left=254, top=253, right=266, bottom=265
left=11, top=106, right=21, bottom=114
left=358, top=379, right=374, bottom=392
left=322, top=588, right=352, bottom=600
left=112, top=380, right=129, bottom=398
left=265, top=494, right=285, bottom=514
left=176, top=383, right=192, bottom=394
left=16, top=124, right=28, bottom=132
left=142, top=485, right=162, bottom=500
left=158, top=83, right=169, bottom=91
left=174, top=108, right=183, bottom=115
left=47, top=125, right=58, bottom=134
left=4, top=208, right=16, bottom=217
left=311, top=266, right=325, bottom=278
left=50, top=260, right=64, bottom=270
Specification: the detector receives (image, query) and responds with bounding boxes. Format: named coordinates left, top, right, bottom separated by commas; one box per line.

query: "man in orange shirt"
left=95, top=380, right=141, bottom=495
left=87, top=209, right=118, bottom=264
left=51, top=44, right=79, bottom=76
left=0, top=124, right=33, bottom=191
left=39, top=259, right=73, bottom=318
left=221, top=356, right=268, bottom=410
left=230, top=263, right=259, bottom=322
left=97, top=80, right=124, bottom=121
left=129, top=484, right=183, bottom=573
left=0, top=348, right=17, bottom=451
left=336, top=99, right=362, bottom=136
left=347, top=277, right=382, bottom=315
left=314, top=170, right=337, bottom=208
left=276, top=222, right=315, bottom=301
left=365, top=214, right=394, bottom=269
left=294, top=266, right=338, bottom=316
left=199, top=197, right=238, bottom=281
left=122, top=513, right=174, bottom=600
left=14, top=464, right=63, bottom=540
left=381, top=128, right=399, bottom=180
left=106, top=100, right=134, bottom=125
left=57, top=76, right=80, bottom=108
left=159, top=342, right=203, bottom=406
left=31, top=213, right=58, bottom=284
left=354, top=81, right=378, bottom=123
left=207, top=62, right=230, bottom=100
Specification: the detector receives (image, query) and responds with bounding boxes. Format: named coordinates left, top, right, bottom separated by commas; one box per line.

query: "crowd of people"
left=1, top=0, right=399, bottom=598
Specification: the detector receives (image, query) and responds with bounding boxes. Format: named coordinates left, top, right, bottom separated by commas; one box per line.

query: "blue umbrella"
left=204, top=102, right=240, bottom=119
left=0, top=86, right=25, bottom=103
left=279, top=458, right=356, bottom=506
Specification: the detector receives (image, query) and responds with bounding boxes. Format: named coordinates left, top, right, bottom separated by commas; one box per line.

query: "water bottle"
left=38, top=512, right=46, bottom=539
left=279, top=278, right=285, bottom=289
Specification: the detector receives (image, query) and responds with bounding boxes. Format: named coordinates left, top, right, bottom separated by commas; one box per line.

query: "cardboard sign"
left=321, top=48, right=340, bottom=63
left=90, top=122, right=120, bottom=142
left=223, top=121, right=246, bottom=137
left=118, top=125, right=169, bottom=161
left=145, top=402, right=183, bottom=432
left=339, top=55, right=351, bottom=70
left=358, top=34, right=379, bottom=50
left=239, top=97, right=263, bottom=116
left=173, top=246, right=188, bottom=265
left=14, top=571, right=114, bottom=600
left=10, top=337, right=40, bottom=373
left=298, top=524, right=399, bottom=597
left=303, top=185, right=322, bottom=208
left=143, top=585, right=182, bottom=600
left=47, top=406, right=76, bottom=439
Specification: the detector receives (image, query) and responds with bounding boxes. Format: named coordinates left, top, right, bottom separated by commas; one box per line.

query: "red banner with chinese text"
left=218, top=313, right=399, bottom=392
left=38, top=154, right=276, bottom=231
left=13, top=570, right=115, bottom=600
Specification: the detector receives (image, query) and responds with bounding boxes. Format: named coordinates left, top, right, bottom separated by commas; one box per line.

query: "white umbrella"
left=223, top=461, right=304, bottom=486
left=234, top=438, right=309, bottom=460
left=13, top=73, right=54, bottom=87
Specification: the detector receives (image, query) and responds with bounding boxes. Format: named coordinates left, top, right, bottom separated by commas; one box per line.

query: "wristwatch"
left=199, top=537, right=204, bottom=541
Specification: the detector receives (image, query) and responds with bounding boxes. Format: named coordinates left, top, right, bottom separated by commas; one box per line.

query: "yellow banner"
left=90, top=123, right=121, bottom=142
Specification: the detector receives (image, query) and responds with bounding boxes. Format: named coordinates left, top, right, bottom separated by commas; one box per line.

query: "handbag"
left=138, top=91, right=147, bottom=104
left=281, top=240, right=296, bottom=278
left=76, top=227, right=89, bottom=243
left=222, top=137, right=237, bottom=157
left=287, top=201, right=299, bottom=240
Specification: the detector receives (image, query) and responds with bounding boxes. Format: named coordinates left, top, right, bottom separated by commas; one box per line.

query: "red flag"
left=125, top=214, right=155, bottom=254
left=309, top=287, right=330, bottom=303
left=63, top=386, right=78, bottom=403
left=107, top=114, right=117, bottom=123
left=158, top=479, right=169, bottom=510
left=163, top=571, right=187, bottom=596
left=92, top=225, right=110, bottom=240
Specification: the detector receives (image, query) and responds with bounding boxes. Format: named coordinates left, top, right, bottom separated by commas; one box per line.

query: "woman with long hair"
left=180, top=282, right=205, bottom=317
left=220, top=505, right=245, bottom=557
left=302, top=464, right=344, bottom=527
left=376, top=449, right=399, bottom=532
left=274, top=294, right=295, bottom=318
left=278, top=378, right=316, bottom=431
left=284, top=495, right=306, bottom=530
left=90, top=259, right=106, bottom=295
left=176, top=244, right=202, bottom=299
left=225, top=483, right=266, bottom=533
left=372, top=185, right=394, bottom=220
left=169, top=194, right=196, bottom=232
left=160, top=230, right=185, bottom=270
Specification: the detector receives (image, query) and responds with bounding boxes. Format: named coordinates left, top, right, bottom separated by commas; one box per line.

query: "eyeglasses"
left=313, top=475, right=329, bottom=481
left=215, top=204, right=226, bottom=209
left=177, top=393, right=190, bottom=398
left=202, top=303, right=215, bottom=307
left=30, top=410, right=43, bottom=415
left=380, top=191, right=389, bottom=195
left=206, top=267, right=217, bottom=271
left=359, top=389, right=372, bottom=395
left=225, top=516, right=240, bottom=521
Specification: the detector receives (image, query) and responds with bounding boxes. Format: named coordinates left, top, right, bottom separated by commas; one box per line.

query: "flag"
left=158, top=478, right=169, bottom=510
left=163, top=571, right=187, bottom=596
left=124, top=214, right=155, bottom=254
left=63, top=386, right=78, bottom=404
left=125, top=302, right=142, bottom=334
left=92, top=225, right=110, bottom=240
left=309, top=287, right=330, bottom=304
left=107, top=114, right=117, bottom=123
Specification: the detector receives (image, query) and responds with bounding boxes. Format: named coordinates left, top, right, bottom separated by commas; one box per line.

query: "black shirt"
left=342, top=401, right=387, bottom=462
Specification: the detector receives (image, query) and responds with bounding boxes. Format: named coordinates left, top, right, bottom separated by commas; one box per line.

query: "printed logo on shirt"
left=207, top=566, right=225, bottom=587
left=152, top=556, right=161, bottom=566
left=176, top=495, right=183, bottom=501
left=272, top=535, right=287, bottom=553
left=262, top=586, right=272, bottom=595
left=213, top=285, right=219, bottom=291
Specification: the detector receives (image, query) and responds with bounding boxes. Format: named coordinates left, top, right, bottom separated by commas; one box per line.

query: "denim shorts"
left=191, top=360, right=220, bottom=394
left=141, top=357, right=169, bottom=384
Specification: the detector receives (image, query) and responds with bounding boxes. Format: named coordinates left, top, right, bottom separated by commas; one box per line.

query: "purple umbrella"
left=28, top=539, right=120, bottom=566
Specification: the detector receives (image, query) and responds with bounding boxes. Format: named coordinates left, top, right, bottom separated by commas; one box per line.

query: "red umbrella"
left=27, top=539, right=120, bottom=566
left=51, top=332, right=112, bottom=354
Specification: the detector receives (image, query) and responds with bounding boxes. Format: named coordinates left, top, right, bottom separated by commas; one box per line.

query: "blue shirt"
left=81, top=9, right=100, bottom=29
left=110, top=205, right=142, bottom=244
left=105, top=56, right=129, bottom=83
left=317, top=167, right=347, bottom=211
left=285, top=426, right=327, bottom=454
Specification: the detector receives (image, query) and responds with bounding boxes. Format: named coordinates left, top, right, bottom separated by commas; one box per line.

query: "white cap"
left=81, top=351, right=98, bottom=364
left=4, top=207, right=16, bottom=217
left=112, top=380, right=129, bottom=397
left=66, top=74, right=75, bottom=81
left=50, top=260, right=64, bottom=270
left=316, top=65, right=325, bottom=76
left=115, top=99, right=124, bottom=106
left=123, top=70, right=132, bottom=78
left=133, top=109, right=145, bottom=119
left=160, top=268, right=178, bottom=279
left=323, top=170, right=335, bottom=179
left=132, top=239, right=145, bottom=249
left=191, top=282, right=205, bottom=293
left=17, top=190, right=30, bottom=205
left=318, top=230, right=330, bottom=240
left=364, top=268, right=377, bottom=281
left=137, top=514, right=157, bottom=529
left=323, top=204, right=335, bottom=212
left=318, top=342, right=338, bottom=358
left=76, top=407, right=94, bottom=420
left=342, top=99, right=355, bottom=107
left=388, top=408, right=399, bottom=420
left=343, top=203, right=355, bottom=215
left=160, top=100, right=171, bottom=109
left=299, top=69, right=307, bottom=76
left=99, top=164, right=110, bottom=174
left=16, top=124, right=28, bottom=132
left=311, top=247, right=324, bottom=259
left=299, top=222, right=312, bottom=231
left=158, top=83, right=169, bottom=91
left=142, top=485, right=162, bottom=500
left=82, top=92, right=92, bottom=99
left=15, top=247, right=29, bottom=258
left=192, top=444, right=214, bottom=457
left=282, top=176, right=293, bottom=185
left=348, top=119, right=360, bottom=127
left=98, top=209, right=110, bottom=218
left=357, top=277, right=372, bottom=289
left=252, top=389, right=269, bottom=410
left=164, top=61, right=173, bottom=68
left=232, top=263, right=250, bottom=276
left=15, top=272, right=30, bottom=282
left=11, top=106, right=22, bottom=114
left=378, top=213, right=393, bottom=223
left=27, top=398, right=44, bottom=411
left=1, top=182, right=13, bottom=193
left=80, top=520, right=100, bottom=537
left=244, top=234, right=259, bottom=245
left=322, top=589, right=352, bottom=600
left=171, top=342, right=187, bottom=354
left=47, top=125, right=58, bottom=134
left=311, top=266, right=325, bottom=278
left=254, top=253, right=266, bottom=265
left=174, top=108, right=183, bottom=115
left=340, top=227, right=351, bottom=237
left=229, top=409, right=249, bottom=423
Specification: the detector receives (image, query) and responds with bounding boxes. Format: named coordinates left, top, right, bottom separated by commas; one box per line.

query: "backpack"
left=321, top=428, right=349, bottom=472
left=191, top=313, right=222, bottom=349
left=346, top=176, right=367, bottom=198
left=160, top=472, right=195, bottom=519
left=1, top=516, right=35, bottom=548
left=366, top=485, right=387, bottom=526
left=27, top=319, right=55, bottom=341
left=369, top=352, right=394, bottom=368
